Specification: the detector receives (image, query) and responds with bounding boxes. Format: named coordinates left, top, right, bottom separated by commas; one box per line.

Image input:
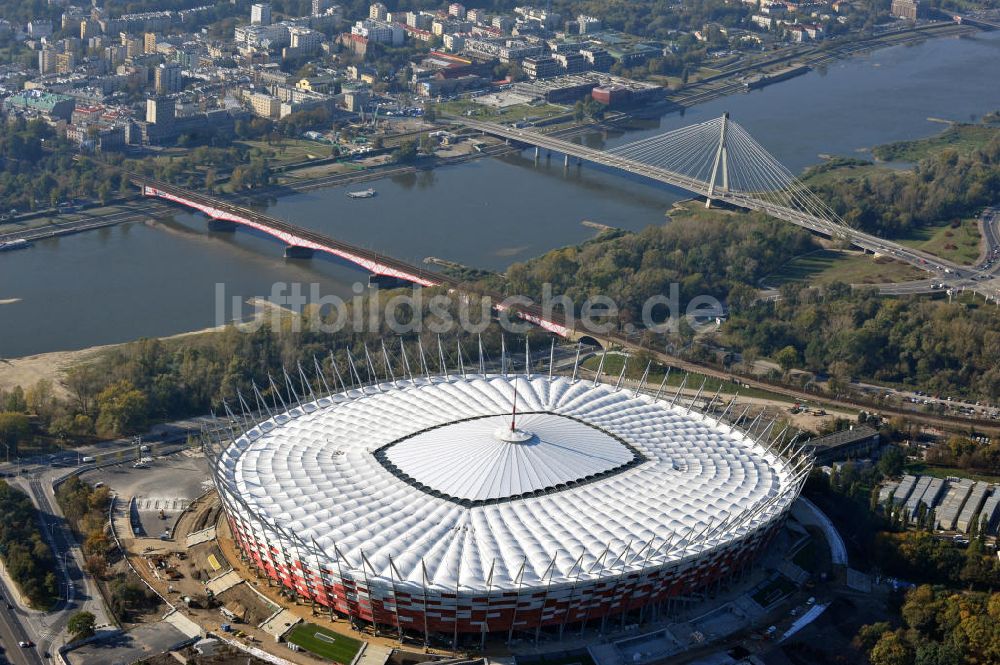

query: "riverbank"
left=0, top=323, right=229, bottom=398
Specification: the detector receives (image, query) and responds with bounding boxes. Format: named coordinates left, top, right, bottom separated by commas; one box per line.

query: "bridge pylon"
left=705, top=112, right=730, bottom=208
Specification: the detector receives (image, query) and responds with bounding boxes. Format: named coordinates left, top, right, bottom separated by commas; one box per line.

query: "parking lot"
left=82, top=450, right=212, bottom=538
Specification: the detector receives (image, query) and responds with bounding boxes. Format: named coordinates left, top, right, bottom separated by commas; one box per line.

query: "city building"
left=38, top=48, right=58, bottom=75
left=283, top=26, right=323, bottom=58
left=577, top=15, right=602, bottom=34
left=890, top=0, right=919, bottom=19
left=522, top=55, right=560, bottom=79
left=249, top=91, right=281, bottom=118
left=579, top=47, right=614, bottom=72
left=462, top=37, right=544, bottom=63
left=802, top=425, right=880, bottom=464
left=251, top=3, right=272, bottom=26
left=27, top=19, right=53, bottom=38
left=448, top=3, right=466, bottom=19
left=65, top=123, right=126, bottom=152
left=369, top=2, right=388, bottom=21
left=210, top=374, right=806, bottom=639
left=144, top=32, right=157, bottom=54
left=56, top=52, right=76, bottom=74
left=146, top=96, right=175, bottom=125
left=154, top=62, right=182, bottom=94
left=3, top=90, right=75, bottom=121
left=312, top=0, right=334, bottom=16
left=552, top=51, right=586, bottom=74
left=350, top=19, right=404, bottom=46
left=235, top=23, right=291, bottom=49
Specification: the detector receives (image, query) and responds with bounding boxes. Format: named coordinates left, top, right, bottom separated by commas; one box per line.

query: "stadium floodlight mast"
left=670, top=373, right=689, bottom=407
left=381, top=340, right=397, bottom=386
left=477, top=334, right=486, bottom=375
left=548, top=339, right=556, bottom=382
left=614, top=354, right=629, bottom=391
left=687, top=376, right=708, bottom=414
left=634, top=360, right=652, bottom=398
left=399, top=338, right=414, bottom=383
left=593, top=348, right=607, bottom=387
left=570, top=342, right=582, bottom=383
left=654, top=366, right=672, bottom=400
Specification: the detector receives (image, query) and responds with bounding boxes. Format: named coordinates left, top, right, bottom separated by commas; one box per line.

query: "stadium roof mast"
left=510, top=374, right=519, bottom=432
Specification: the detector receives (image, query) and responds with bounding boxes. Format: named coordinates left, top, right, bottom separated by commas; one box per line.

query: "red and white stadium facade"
left=210, top=372, right=810, bottom=640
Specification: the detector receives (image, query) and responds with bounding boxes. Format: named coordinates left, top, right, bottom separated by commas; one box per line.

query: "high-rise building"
left=143, top=32, right=157, bottom=54
left=448, top=3, right=466, bottom=18
left=38, top=48, right=57, bottom=74
left=154, top=62, right=182, bottom=94
left=369, top=2, right=388, bottom=20
left=146, top=96, right=175, bottom=124
left=55, top=52, right=76, bottom=74
left=251, top=2, right=272, bottom=26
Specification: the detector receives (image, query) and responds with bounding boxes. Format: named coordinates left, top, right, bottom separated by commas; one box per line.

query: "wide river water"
left=3, top=30, right=1000, bottom=357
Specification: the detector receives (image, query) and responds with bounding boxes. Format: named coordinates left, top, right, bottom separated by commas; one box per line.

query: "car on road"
left=19, top=640, right=34, bottom=648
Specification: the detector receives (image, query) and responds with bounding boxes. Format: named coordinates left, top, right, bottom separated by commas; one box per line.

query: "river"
left=2, top=29, right=1000, bottom=358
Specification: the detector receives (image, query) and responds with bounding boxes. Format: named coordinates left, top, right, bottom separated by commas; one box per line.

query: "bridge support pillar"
left=284, top=246, right=314, bottom=259
left=564, top=154, right=569, bottom=168
left=534, top=146, right=539, bottom=163
left=369, top=274, right=412, bottom=289
left=207, top=218, right=237, bottom=232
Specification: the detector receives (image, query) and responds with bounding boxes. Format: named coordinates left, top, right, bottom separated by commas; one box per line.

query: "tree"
left=774, top=345, right=800, bottom=371
left=393, top=139, right=418, bottom=163
left=95, top=380, right=148, bottom=437
left=869, top=630, right=914, bottom=665
left=67, top=610, right=96, bottom=641
left=878, top=445, right=905, bottom=478
left=0, top=412, right=30, bottom=456
left=854, top=622, right=892, bottom=652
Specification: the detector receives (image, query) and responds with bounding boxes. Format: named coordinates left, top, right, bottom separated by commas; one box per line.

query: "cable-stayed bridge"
left=461, top=114, right=1000, bottom=303
left=135, top=112, right=1000, bottom=306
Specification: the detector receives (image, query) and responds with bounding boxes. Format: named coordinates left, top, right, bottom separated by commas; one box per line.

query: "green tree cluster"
left=0, top=481, right=58, bottom=608
left=862, top=586, right=1000, bottom=665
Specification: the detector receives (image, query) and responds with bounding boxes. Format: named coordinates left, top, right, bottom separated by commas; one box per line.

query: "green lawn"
left=897, top=219, right=983, bottom=266
left=872, top=124, right=1000, bottom=162
left=236, top=138, right=335, bottom=165
left=903, top=463, right=1000, bottom=484
left=438, top=100, right=568, bottom=124
left=285, top=623, right=363, bottom=664
left=761, top=249, right=925, bottom=287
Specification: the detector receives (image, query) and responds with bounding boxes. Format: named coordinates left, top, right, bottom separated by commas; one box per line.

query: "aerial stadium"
left=209, top=362, right=811, bottom=645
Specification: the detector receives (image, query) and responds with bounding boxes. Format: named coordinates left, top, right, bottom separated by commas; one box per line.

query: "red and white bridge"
left=136, top=177, right=577, bottom=338
left=140, top=181, right=442, bottom=288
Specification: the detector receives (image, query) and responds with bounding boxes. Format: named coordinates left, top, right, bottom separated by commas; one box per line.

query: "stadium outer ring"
left=208, top=372, right=811, bottom=641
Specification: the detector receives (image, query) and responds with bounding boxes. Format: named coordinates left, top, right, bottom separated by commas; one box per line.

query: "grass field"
left=872, top=124, right=1000, bottom=162
left=897, top=219, right=983, bottom=266
left=761, top=249, right=925, bottom=287
left=903, top=463, right=999, bottom=484
left=236, top=138, right=334, bottom=165
left=285, top=623, right=363, bottom=664
left=438, top=100, right=568, bottom=124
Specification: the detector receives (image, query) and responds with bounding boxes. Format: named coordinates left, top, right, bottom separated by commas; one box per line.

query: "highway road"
left=0, top=419, right=216, bottom=661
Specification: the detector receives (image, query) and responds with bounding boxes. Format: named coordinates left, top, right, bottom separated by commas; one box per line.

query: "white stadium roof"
left=216, top=374, right=798, bottom=592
